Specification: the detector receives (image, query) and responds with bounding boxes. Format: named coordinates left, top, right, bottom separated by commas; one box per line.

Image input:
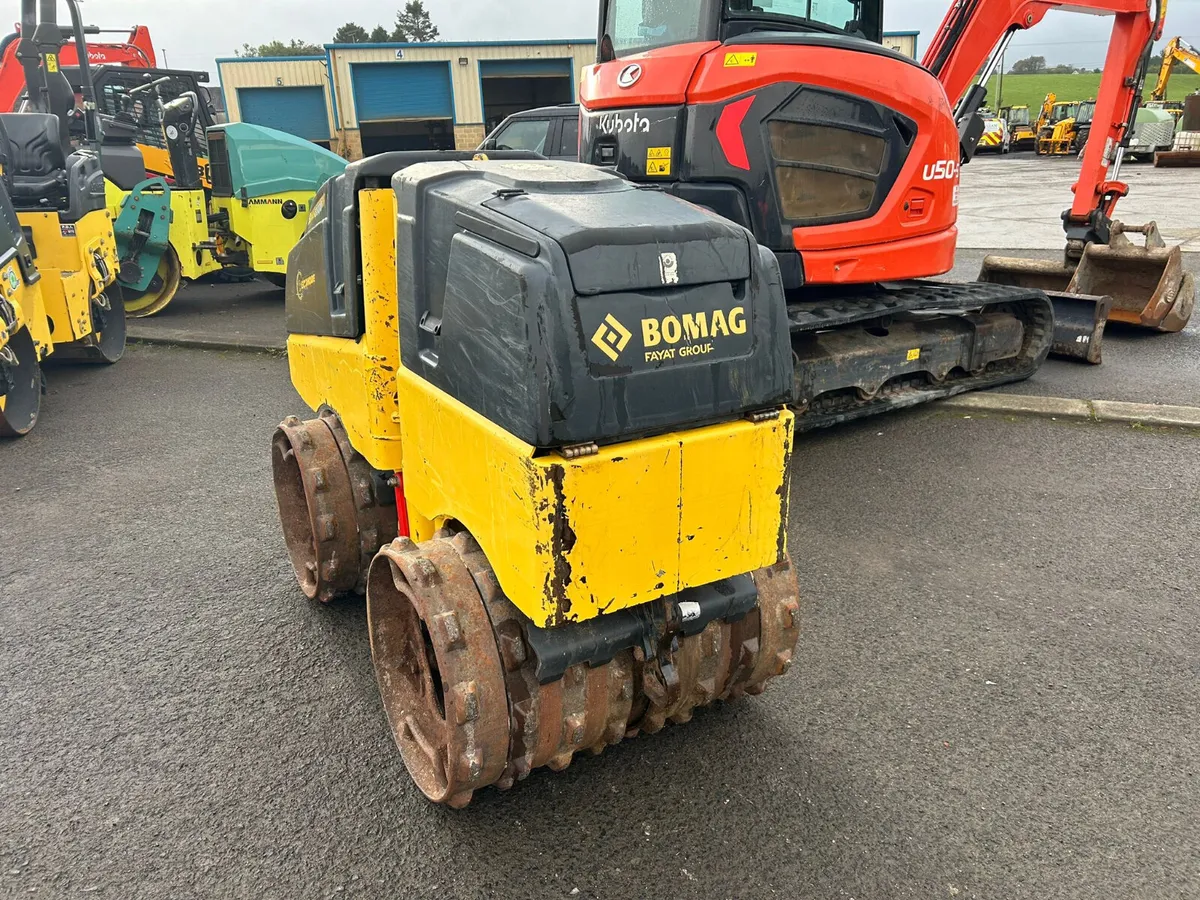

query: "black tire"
left=0, top=327, right=42, bottom=437
left=89, top=293, right=127, bottom=364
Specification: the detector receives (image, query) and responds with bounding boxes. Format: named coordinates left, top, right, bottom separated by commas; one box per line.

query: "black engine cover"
left=392, top=160, right=793, bottom=449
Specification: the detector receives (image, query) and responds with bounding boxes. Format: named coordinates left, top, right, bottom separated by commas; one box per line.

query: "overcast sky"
left=78, top=0, right=1200, bottom=77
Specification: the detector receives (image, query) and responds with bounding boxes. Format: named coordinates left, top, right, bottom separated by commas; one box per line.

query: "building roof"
left=218, top=32, right=920, bottom=66
left=324, top=39, right=595, bottom=51
left=216, top=56, right=326, bottom=64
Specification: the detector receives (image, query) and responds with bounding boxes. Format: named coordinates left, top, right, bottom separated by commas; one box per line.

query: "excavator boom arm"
left=1151, top=36, right=1200, bottom=101
left=924, top=0, right=1166, bottom=238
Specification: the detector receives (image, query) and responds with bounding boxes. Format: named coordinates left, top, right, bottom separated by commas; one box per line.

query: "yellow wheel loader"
left=1, top=0, right=130, bottom=437
left=271, top=151, right=801, bottom=806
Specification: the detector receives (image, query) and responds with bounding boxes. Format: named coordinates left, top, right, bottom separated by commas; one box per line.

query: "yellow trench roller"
left=271, top=155, right=803, bottom=805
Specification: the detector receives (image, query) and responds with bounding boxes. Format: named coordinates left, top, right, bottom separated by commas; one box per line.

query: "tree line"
left=1007, top=52, right=1190, bottom=76
left=236, top=1, right=439, bottom=57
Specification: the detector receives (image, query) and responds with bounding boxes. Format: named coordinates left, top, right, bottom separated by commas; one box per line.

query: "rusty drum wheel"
left=271, top=416, right=362, bottom=602
left=271, top=412, right=399, bottom=603
left=366, top=527, right=802, bottom=806
left=367, top=537, right=511, bottom=808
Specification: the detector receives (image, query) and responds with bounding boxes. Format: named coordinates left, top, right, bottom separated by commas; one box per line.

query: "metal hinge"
left=562, top=442, right=599, bottom=460
left=746, top=409, right=781, bottom=423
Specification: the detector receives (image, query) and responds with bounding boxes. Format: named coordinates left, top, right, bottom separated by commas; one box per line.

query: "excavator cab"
left=585, top=0, right=1055, bottom=429
left=598, top=0, right=884, bottom=58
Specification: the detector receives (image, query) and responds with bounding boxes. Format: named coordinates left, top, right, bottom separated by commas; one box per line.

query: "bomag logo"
left=592, top=307, right=748, bottom=364
left=642, top=307, right=747, bottom=362
left=591, top=314, right=633, bottom=362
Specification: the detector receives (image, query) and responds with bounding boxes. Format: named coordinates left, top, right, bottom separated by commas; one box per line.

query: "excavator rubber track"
left=788, top=281, right=1054, bottom=431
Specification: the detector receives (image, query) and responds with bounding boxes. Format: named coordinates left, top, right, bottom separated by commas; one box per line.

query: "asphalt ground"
left=125, top=276, right=287, bottom=352
left=956, top=153, right=1200, bottom=252
left=948, top=248, right=1200, bottom=408
left=2, top=345, right=1198, bottom=898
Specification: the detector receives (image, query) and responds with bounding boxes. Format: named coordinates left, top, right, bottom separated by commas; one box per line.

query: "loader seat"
left=0, top=113, right=106, bottom=222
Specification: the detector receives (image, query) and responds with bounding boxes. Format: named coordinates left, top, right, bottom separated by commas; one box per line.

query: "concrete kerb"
left=939, top=392, right=1200, bottom=429
left=127, top=332, right=287, bottom=354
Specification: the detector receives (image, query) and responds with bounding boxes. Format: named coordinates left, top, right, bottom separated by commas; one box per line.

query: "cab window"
left=559, top=116, right=580, bottom=158
left=605, top=0, right=706, bottom=56
left=492, top=118, right=551, bottom=154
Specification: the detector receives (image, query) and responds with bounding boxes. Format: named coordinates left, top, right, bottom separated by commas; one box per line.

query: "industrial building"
left=217, top=40, right=593, bottom=158
left=216, top=32, right=919, bottom=159
left=882, top=30, right=919, bottom=59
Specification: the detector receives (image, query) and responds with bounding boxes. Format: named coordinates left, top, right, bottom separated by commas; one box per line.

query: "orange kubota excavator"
left=0, top=22, right=155, bottom=112
left=579, top=0, right=1192, bottom=426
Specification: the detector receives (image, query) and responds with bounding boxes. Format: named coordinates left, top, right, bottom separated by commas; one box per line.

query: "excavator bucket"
left=976, top=257, right=1110, bottom=364
left=978, top=220, right=1196, bottom=363
left=1069, top=223, right=1194, bottom=333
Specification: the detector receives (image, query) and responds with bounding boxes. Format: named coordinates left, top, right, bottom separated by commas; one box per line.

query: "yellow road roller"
left=1, top=0, right=125, bottom=437
left=271, top=152, right=801, bottom=806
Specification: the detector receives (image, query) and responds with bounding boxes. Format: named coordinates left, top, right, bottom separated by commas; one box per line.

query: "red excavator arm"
left=0, top=23, right=156, bottom=112
left=923, top=0, right=1166, bottom=247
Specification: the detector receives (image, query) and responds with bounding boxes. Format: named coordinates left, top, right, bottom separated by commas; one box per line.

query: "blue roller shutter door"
left=352, top=63, right=454, bottom=121
left=237, top=86, right=330, bottom=140
left=478, top=59, right=572, bottom=79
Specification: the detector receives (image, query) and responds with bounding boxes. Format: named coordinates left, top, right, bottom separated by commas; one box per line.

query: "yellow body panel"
left=168, top=191, right=222, bottom=281
left=105, top=180, right=222, bottom=282
left=287, top=189, right=404, bottom=471
left=287, top=185, right=794, bottom=626
left=394, top=367, right=794, bottom=627
left=17, top=210, right=117, bottom=345
left=288, top=334, right=406, bottom=472
left=211, top=192, right=314, bottom=274
left=0, top=259, right=50, bottom=357
left=106, top=180, right=312, bottom=283
left=103, top=178, right=123, bottom=219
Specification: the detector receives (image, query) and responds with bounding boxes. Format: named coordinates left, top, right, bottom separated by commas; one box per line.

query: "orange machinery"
left=579, top=0, right=1190, bottom=411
